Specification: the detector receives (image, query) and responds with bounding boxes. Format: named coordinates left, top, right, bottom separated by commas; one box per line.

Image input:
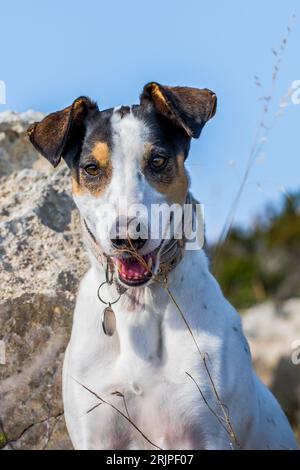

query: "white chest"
left=63, top=254, right=238, bottom=450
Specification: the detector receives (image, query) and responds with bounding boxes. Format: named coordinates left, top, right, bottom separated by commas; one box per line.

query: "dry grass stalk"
left=73, top=378, right=163, bottom=450
left=212, top=14, right=297, bottom=275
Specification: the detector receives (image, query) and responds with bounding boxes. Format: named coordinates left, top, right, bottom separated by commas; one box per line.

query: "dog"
left=27, top=82, right=297, bottom=450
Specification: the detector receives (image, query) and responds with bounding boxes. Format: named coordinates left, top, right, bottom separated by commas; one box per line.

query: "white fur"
left=63, top=109, right=298, bottom=450
left=74, top=109, right=166, bottom=256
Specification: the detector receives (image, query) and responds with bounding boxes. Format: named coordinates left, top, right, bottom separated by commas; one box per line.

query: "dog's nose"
left=110, top=219, right=148, bottom=252
left=111, top=235, right=146, bottom=251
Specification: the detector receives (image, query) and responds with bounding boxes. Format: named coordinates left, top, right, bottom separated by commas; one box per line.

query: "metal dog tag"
left=102, top=304, right=116, bottom=336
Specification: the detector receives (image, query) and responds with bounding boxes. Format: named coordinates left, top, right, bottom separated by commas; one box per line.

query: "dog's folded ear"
left=140, top=82, right=217, bottom=139
left=27, top=96, right=99, bottom=167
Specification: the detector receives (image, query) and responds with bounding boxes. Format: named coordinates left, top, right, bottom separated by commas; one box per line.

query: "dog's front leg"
left=165, top=421, right=237, bottom=450
left=64, top=396, right=134, bottom=450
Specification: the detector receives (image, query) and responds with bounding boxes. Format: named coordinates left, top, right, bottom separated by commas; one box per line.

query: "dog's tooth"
left=148, top=258, right=153, bottom=270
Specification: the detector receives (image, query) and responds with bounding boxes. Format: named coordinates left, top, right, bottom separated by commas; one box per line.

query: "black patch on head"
left=116, top=106, right=131, bottom=118
left=81, top=108, right=114, bottom=157
left=131, top=105, right=191, bottom=189
left=132, top=104, right=191, bottom=158
left=67, top=108, right=114, bottom=188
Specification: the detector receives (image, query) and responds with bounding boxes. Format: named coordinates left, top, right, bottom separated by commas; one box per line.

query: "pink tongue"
left=119, top=258, right=149, bottom=280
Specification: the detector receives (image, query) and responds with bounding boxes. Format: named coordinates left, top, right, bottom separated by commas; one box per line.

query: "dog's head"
left=28, top=82, right=216, bottom=288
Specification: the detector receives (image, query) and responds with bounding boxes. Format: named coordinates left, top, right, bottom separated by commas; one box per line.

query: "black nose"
left=111, top=236, right=146, bottom=251
left=110, top=219, right=147, bottom=251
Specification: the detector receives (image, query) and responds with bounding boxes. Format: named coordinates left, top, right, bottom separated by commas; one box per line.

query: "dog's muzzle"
left=82, top=192, right=199, bottom=290
left=108, top=218, right=157, bottom=287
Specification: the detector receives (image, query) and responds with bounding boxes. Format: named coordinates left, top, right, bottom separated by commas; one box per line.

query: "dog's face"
left=28, top=82, right=216, bottom=287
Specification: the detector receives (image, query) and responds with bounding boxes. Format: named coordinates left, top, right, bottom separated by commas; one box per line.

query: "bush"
left=211, top=191, right=300, bottom=309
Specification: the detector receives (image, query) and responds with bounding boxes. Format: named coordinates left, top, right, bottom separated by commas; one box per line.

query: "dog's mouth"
left=112, top=252, right=157, bottom=287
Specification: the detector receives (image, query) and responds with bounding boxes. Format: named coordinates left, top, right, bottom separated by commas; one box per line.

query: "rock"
left=0, top=112, right=89, bottom=449
left=0, top=110, right=48, bottom=176
left=242, top=299, right=300, bottom=439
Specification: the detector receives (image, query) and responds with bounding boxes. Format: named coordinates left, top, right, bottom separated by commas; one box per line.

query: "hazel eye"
left=150, top=154, right=168, bottom=171
left=84, top=164, right=100, bottom=176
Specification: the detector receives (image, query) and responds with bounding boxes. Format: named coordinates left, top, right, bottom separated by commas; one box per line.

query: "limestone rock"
left=242, top=299, right=300, bottom=439
left=0, top=110, right=48, bottom=177
left=0, top=112, right=89, bottom=449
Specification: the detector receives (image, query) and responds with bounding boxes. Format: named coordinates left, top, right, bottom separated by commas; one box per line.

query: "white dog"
left=28, top=82, right=297, bottom=450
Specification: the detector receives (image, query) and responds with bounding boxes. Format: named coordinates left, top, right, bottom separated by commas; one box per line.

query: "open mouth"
left=112, top=252, right=156, bottom=287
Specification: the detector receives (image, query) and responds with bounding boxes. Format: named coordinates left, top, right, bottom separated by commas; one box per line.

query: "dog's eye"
left=84, top=164, right=100, bottom=176
left=150, top=154, right=168, bottom=171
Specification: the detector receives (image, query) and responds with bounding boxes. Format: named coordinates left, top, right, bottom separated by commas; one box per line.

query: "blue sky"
left=0, top=0, right=299, bottom=241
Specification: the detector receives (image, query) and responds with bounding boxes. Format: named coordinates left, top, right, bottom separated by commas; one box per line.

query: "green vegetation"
left=211, top=191, right=300, bottom=309
left=0, top=432, right=7, bottom=449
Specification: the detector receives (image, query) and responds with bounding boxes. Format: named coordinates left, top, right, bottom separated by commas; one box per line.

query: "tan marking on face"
left=71, top=142, right=112, bottom=198
left=72, top=170, right=112, bottom=197
left=91, top=141, right=110, bottom=167
left=150, top=153, right=188, bottom=204
left=141, top=142, right=152, bottom=169
left=71, top=176, right=87, bottom=195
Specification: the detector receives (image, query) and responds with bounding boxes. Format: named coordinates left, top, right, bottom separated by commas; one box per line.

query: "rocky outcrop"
left=0, top=111, right=89, bottom=449
left=0, top=110, right=45, bottom=177
left=242, top=299, right=300, bottom=440
left=0, top=111, right=299, bottom=448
